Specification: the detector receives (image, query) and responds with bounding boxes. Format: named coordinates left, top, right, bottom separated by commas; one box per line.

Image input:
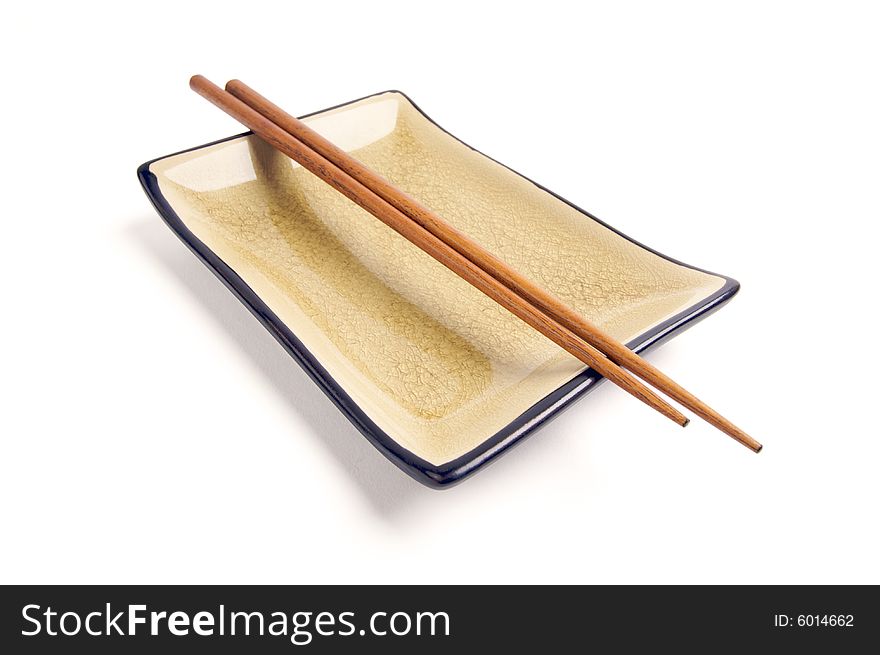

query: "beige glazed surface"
left=151, top=92, right=725, bottom=465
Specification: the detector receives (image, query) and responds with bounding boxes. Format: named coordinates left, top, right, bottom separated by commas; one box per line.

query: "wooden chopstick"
left=189, top=75, right=689, bottom=429
left=222, top=80, right=762, bottom=454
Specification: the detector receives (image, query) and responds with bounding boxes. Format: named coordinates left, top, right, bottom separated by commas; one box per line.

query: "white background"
left=2, top=1, right=878, bottom=584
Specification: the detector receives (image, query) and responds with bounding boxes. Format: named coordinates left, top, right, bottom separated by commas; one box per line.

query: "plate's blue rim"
left=137, top=89, right=740, bottom=489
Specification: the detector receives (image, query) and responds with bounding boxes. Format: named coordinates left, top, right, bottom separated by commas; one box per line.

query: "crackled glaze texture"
left=150, top=92, right=725, bottom=465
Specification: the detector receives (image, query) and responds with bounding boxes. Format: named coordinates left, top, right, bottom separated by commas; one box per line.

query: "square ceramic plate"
left=138, top=90, right=738, bottom=488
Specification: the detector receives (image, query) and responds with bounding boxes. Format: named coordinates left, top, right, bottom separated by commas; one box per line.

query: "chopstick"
left=223, top=80, right=763, bottom=454
left=189, top=75, right=689, bottom=429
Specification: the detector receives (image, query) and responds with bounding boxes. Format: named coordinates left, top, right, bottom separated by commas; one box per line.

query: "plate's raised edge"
left=137, top=89, right=740, bottom=489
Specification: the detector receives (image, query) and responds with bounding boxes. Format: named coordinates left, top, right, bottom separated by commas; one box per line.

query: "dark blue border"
left=137, top=90, right=739, bottom=488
